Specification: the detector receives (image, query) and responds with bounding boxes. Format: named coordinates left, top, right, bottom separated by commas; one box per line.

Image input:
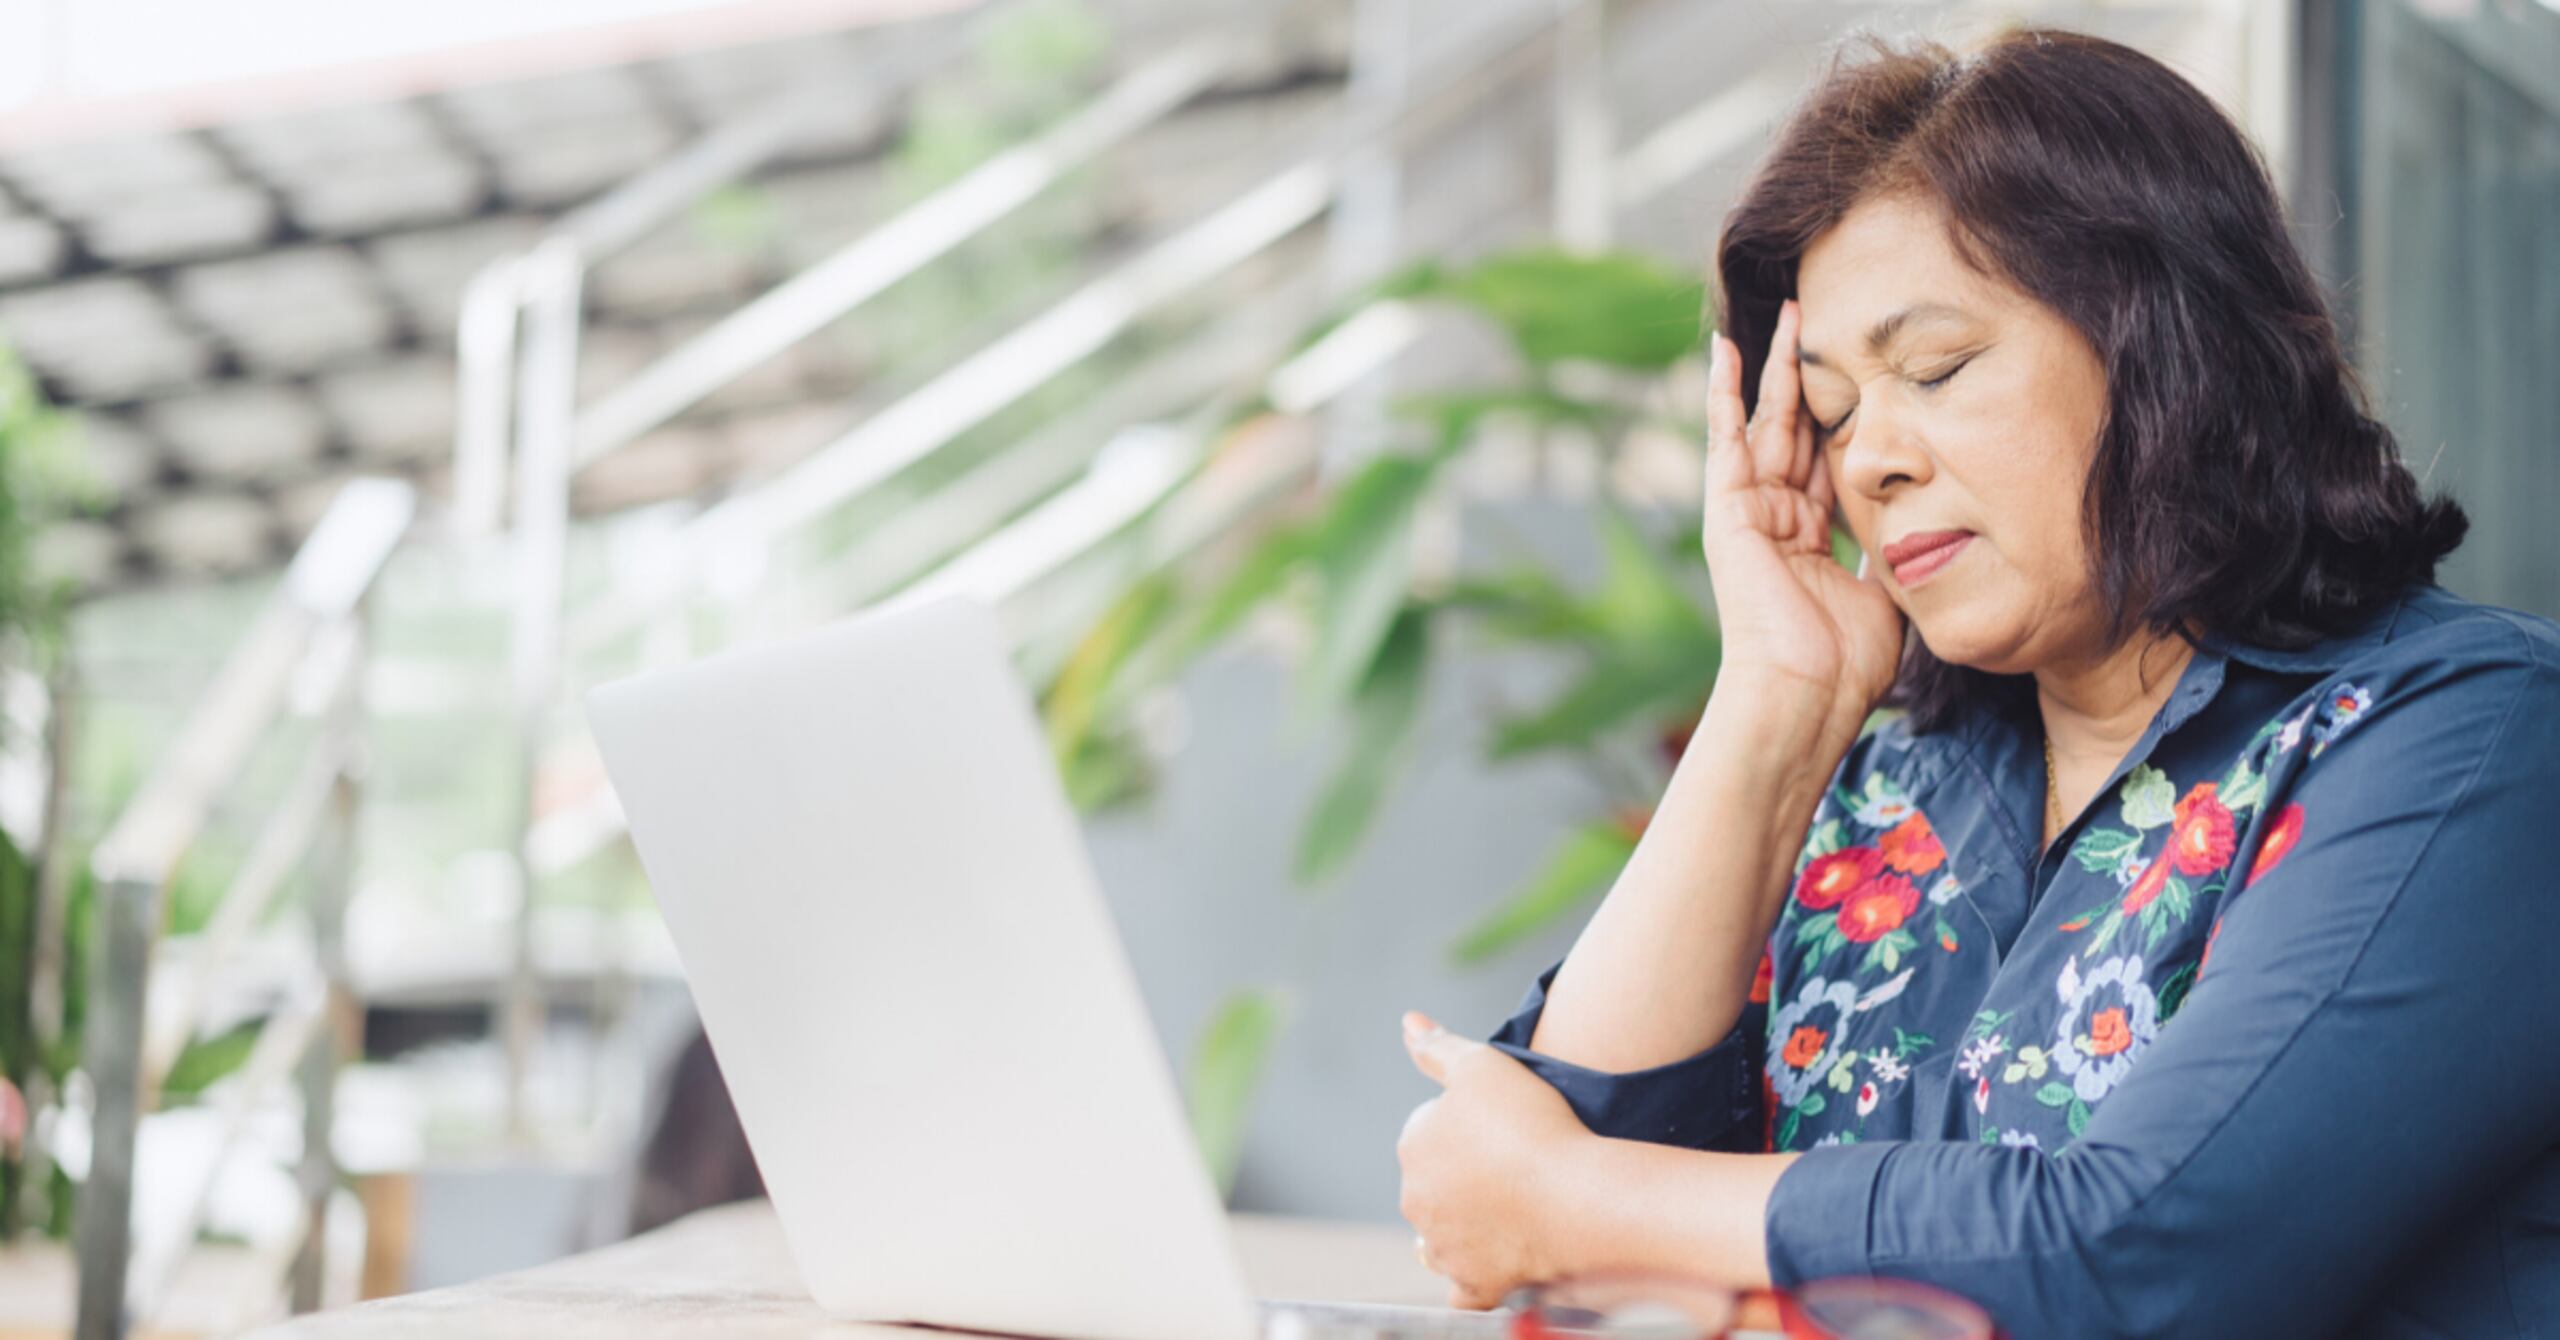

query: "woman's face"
left=1793, top=191, right=2114, bottom=675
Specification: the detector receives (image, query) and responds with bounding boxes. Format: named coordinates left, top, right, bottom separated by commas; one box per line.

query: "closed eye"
left=1813, top=356, right=1971, bottom=445
left=1917, top=356, right=1971, bottom=391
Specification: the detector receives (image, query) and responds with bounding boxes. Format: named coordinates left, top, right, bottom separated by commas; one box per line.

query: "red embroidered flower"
left=1748, top=949, right=1775, bottom=1005
left=1879, top=813, right=1946, bottom=875
left=2169, top=782, right=2236, bottom=875
left=1839, top=873, right=1922, bottom=943
left=1794, top=847, right=1883, bottom=911
left=2088, top=1007, right=2133, bottom=1057
left=2121, top=854, right=2171, bottom=916
left=1781, top=1025, right=1829, bottom=1070
left=2247, top=803, right=2306, bottom=886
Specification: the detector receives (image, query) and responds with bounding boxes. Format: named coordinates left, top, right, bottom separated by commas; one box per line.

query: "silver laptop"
left=583, top=594, right=1506, bottom=1340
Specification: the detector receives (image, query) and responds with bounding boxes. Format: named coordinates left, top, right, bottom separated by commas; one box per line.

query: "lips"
left=1883, top=529, right=1975, bottom=586
left=1882, top=529, right=1974, bottom=568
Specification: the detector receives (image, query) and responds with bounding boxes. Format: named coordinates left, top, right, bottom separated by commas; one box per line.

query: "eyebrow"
left=1796, top=302, right=1973, bottom=370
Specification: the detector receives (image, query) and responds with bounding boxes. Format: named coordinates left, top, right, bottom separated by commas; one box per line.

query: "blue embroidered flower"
left=2309, top=683, right=2373, bottom=757
left=1767, top=976, right=1861, bottom=1109
left=2052, top=953, right=2162, bottom=1105
left=1850, top=773, right=1919, bottom=828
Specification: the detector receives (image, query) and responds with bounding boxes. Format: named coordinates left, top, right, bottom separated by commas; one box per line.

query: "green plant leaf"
left=1441, top=249, right=1705, bottom=369
left=1186, top=987, right=1289, bottom=1201
left=1299, top=450, right=1445, bottom=713
left=1042, top=573, right=1179, bottom=759
left=1487, top=650, right=1715, bottom=759
left=1295, top=608, right=1432, bottom=883
left=1391, top=388, right=1615, bottom=450
left=161, top=1023, right=260, bottom=1103
left=1283, top=260, right=1449, bottom=359
left=1484, top=504, right=1717, bottom=758
left=1175, top=522, right=1313, bottom=661
left=1447, top=821, right=1640, bottom=964
left=1434, top=567, right=1605, bottom=644
left=1586, top=501, right=1714, bottom=643
left=1057, top=727, right=1155, bottom=814
left=1829, top=523, right=1863, bottom=572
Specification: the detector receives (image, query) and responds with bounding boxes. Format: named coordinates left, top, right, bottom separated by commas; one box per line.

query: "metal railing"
left=558, top=0, right=1585, bottom=655
left=74, top=477, right=414, bottom=1340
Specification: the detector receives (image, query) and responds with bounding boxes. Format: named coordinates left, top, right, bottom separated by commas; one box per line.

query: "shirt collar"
left=1936, top=583, right=2428, bottom=879
left=1944, top=580, right=2428, bottom=764
left=2193, top=582, right=2423, bottom=673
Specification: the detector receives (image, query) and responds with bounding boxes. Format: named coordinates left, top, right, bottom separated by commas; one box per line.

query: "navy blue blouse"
left=1489, top=581, right=2560, bottom=1337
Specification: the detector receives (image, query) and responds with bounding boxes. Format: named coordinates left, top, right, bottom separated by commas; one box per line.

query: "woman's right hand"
left=1698, top=297, right=1906, bottom=752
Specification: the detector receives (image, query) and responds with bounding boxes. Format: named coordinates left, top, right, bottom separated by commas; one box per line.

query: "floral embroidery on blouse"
left=1950, top=681, right=2378, bottom=1145
left=1770, top=679, right=2383, bottom=1152
left=1766, top=755, right=1965, bottom=1149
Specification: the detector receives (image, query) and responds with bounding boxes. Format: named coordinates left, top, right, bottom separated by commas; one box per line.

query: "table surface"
left=245, top=1200, right=1457, bottom=1339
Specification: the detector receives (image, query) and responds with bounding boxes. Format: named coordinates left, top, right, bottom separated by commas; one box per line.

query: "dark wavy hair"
left=1713, top=26, right=2467, bottom=733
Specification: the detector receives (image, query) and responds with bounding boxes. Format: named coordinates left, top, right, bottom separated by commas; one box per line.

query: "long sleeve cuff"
left=1483, top=958, right=1764, bottom=1152
left=1762, top=1139, right=1893, bottom=1285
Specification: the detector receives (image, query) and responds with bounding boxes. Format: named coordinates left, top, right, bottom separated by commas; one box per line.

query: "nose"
left=1835, top=393, right=1932, bottom=500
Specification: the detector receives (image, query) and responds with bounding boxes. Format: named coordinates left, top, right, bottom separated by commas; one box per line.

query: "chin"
left=1907, top=604, right=2038, bottom=676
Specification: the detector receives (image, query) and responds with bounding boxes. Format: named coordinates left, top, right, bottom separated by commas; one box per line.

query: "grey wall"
left=2305, top=0, right=2560, bottom=620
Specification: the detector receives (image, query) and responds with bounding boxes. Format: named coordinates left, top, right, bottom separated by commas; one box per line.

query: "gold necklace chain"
left=2042, top=731, right=2062, bottom=847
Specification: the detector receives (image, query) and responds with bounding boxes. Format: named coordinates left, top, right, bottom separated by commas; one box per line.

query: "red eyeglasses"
left=1504, top=1270, right=1998, bottom=1340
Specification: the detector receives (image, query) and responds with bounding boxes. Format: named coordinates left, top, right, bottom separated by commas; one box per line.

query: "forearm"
left=1543, top=1131, right=1800, bottom=1290
left=1527, top=676, right=1852, bottom=1072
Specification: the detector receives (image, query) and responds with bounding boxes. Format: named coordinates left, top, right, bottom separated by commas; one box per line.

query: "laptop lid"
left=584, top=594, right=1259, bottom=1340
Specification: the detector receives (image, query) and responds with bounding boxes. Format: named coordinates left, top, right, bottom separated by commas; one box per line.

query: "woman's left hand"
left=1396, top=1010, right=1592, bottom=1309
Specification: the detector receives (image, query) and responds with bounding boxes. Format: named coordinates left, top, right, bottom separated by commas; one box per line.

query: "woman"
left=1393, top=25, right=2560, bottom=1339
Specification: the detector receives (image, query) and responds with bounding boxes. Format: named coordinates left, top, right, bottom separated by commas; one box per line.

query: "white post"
left=501, top=239, right=585, bottom=1144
